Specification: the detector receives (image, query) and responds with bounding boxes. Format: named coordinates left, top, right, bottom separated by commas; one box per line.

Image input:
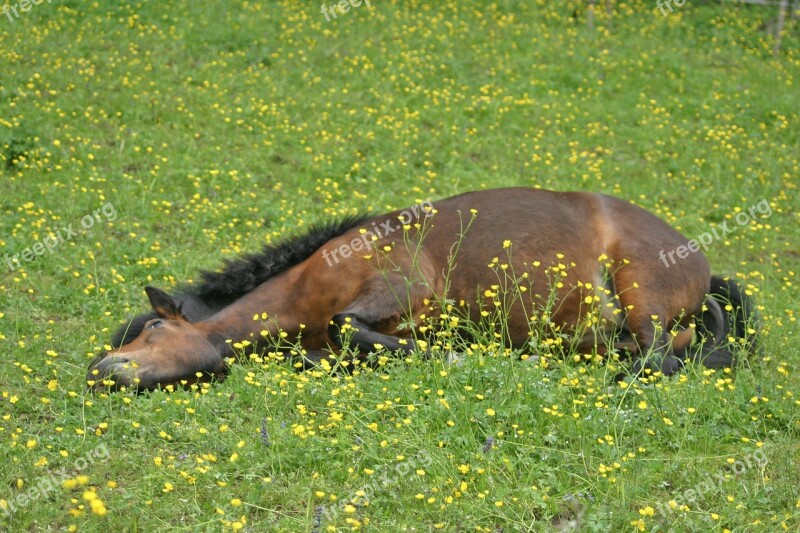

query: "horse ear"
left=144, top=286, right=185, bottom=320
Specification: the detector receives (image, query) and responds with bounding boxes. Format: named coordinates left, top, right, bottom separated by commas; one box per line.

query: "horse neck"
left=194, top=265, right=305, bottom=352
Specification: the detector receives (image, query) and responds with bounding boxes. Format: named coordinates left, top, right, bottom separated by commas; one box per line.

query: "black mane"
left=110, top=215, right=369, bottom=347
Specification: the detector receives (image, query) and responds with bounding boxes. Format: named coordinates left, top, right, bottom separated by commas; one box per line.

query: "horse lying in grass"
left=87, top=187, right=756, bottom=391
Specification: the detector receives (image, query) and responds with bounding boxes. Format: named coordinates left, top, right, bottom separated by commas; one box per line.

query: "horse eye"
left=148, top=320, right=164, bottom=329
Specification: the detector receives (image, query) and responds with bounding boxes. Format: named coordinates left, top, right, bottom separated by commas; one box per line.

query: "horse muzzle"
left=86, top=354, right=138, bottom=391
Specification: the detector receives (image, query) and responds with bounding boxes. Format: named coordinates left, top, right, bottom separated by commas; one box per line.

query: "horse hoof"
left=619, top=354, right=684, bottom=380
left=659, top=355, right=684, bottom=376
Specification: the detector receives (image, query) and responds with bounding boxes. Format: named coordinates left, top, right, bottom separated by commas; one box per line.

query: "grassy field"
left=1, top=0, right=799, bottom=530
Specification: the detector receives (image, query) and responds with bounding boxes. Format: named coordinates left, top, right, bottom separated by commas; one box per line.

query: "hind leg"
left=624, top=313, right=684, bottom=376
left=612, top=279, right=687, bottom=377
left=691, top=349, right=734, bottom=368
left=608, top=254, right=709, bottom=377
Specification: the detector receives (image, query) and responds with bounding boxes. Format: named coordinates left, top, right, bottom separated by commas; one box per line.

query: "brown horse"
left=87, top=188, right=756, bottom=391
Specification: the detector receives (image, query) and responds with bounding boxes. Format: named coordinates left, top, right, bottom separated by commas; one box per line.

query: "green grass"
left=1, top=0, right=799, bottom=530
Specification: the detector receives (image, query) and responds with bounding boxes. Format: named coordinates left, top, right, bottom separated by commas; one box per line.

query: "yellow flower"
left=90, top=498, right=107, bottom=516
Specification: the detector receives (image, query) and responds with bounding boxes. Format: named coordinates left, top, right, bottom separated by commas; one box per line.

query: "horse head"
left=86, top=287, right=226, bottom=391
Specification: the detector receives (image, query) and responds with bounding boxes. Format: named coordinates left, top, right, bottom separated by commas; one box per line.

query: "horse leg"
left=625, top=318, right=684, bottom=377
left=570, top=284, right=683, bottom=376
left=616, top=300, right=685, bottom=377
left=328, top=273, right=433, bottom=362
left=330, top=314, right=421, bottom=354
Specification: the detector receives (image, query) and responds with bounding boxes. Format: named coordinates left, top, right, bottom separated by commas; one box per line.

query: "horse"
left=86, top=187, right=756, bottom=391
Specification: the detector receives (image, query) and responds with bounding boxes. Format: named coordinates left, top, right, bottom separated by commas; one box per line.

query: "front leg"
left=329, top=313, right=422, bottom=355
left=327, top=273, right=434, bottom=360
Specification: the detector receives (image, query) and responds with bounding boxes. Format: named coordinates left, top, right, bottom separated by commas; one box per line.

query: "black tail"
left=693, top=275, right=759, bottom=368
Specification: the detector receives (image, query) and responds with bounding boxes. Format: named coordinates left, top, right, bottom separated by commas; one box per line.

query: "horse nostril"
left=86, top=355, right=137, bottom=391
